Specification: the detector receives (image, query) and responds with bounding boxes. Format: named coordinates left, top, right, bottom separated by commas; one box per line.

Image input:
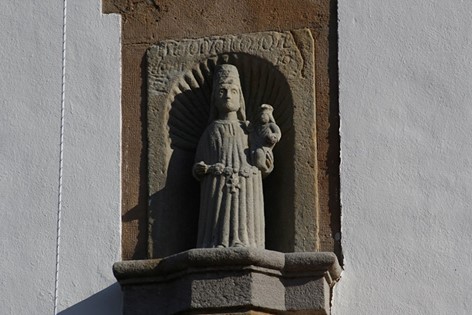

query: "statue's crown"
left=214, top=64, right=240, bottom=85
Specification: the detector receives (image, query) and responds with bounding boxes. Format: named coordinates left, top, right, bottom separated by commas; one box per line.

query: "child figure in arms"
left=250, top=104, right=282, bottom=177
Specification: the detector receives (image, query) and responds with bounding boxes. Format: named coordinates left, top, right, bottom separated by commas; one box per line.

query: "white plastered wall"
left=334, top=1, right=472, bottom=314
left=3, top=0, right=472, bottom=314
left=0, top=1, right=121, bottom=314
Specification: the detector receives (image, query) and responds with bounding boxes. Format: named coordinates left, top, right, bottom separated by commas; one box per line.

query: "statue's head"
left=258, top=104, right=275, bottom=124
left=209, top=64, right=246, bottom=121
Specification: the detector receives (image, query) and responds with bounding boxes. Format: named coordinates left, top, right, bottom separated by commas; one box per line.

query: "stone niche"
left=114, top=29, right=341, bottom=315
left=148, top=29, right=319, bottom=258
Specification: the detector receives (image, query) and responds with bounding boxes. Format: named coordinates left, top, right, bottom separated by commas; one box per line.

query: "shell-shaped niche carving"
left=167, top=53, right=293, bottom=151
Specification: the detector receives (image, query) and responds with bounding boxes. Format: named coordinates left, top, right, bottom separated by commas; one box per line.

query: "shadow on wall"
left=58, top=283, right=122, bottom=315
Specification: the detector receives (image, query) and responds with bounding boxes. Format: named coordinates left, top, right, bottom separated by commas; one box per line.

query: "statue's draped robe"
left=194, top=120, right=265, bottom=248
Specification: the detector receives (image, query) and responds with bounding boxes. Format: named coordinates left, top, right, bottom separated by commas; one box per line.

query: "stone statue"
left=249, top=104, right=281, bottom=177
left=192, top=64, right=281, bottom=248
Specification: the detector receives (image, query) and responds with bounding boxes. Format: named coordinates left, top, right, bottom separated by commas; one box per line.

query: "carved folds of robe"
left=194, top=120, right=265, bottom=248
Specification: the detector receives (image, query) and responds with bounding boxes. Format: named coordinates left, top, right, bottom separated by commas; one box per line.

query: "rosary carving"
left=193, top=64, right=281, bottom=249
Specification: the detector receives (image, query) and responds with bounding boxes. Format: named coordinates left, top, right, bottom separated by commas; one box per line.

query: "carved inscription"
left=155, top=33, right=293, bottom=57
left=148, top=31, right=304, bottom=94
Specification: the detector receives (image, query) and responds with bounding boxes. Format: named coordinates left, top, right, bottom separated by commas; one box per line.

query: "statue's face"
left=260, top=111, right=271, bottom=124
left=214, top=82, right=241, bottom=113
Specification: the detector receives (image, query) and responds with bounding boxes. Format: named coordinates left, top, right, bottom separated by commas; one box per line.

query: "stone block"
left=114, top=248, right=341, bottom=314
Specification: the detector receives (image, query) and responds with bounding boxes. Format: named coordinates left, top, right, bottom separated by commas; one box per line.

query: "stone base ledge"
left=113, top=248, right=341, bottom=315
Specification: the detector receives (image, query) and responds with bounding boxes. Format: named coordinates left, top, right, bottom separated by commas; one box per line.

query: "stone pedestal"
left=113, top=248, right=341, bottom=314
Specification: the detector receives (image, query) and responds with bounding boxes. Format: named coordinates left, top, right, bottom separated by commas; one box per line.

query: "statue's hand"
left=245, top=121, right=253, bottom=132
left=194, top=161, right=208, bottom=177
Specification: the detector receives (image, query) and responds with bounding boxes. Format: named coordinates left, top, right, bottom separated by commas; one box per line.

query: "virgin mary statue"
left=193, top=64, right=268, bottom=248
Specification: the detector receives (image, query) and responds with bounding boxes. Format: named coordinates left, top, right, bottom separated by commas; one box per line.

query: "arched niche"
left=147, top=30, right=318, bottom=258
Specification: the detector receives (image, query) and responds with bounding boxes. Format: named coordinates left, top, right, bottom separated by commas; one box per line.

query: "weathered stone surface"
left=192, top=64, right=274, bottom=249
left=147, top=29, right=318, bottom=258
left=103, top=0, right=340, bottom=262
left=114, top=248, right=286, bottom=279
left=114, top=248, right=341, bottom=314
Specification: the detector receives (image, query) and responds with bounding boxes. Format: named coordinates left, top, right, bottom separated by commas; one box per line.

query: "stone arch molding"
left=147, top=29, right=319, bottom=258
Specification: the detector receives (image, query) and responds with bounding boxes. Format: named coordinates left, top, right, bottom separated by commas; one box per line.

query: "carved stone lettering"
left=148, top=31, right=304, bottom=94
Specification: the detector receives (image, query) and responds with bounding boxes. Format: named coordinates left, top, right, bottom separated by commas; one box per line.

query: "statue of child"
left=249, top=104, right=282, bottom=176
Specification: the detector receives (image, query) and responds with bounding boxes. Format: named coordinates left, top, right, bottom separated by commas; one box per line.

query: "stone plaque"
left=148, top=29, right=318, bottom=258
